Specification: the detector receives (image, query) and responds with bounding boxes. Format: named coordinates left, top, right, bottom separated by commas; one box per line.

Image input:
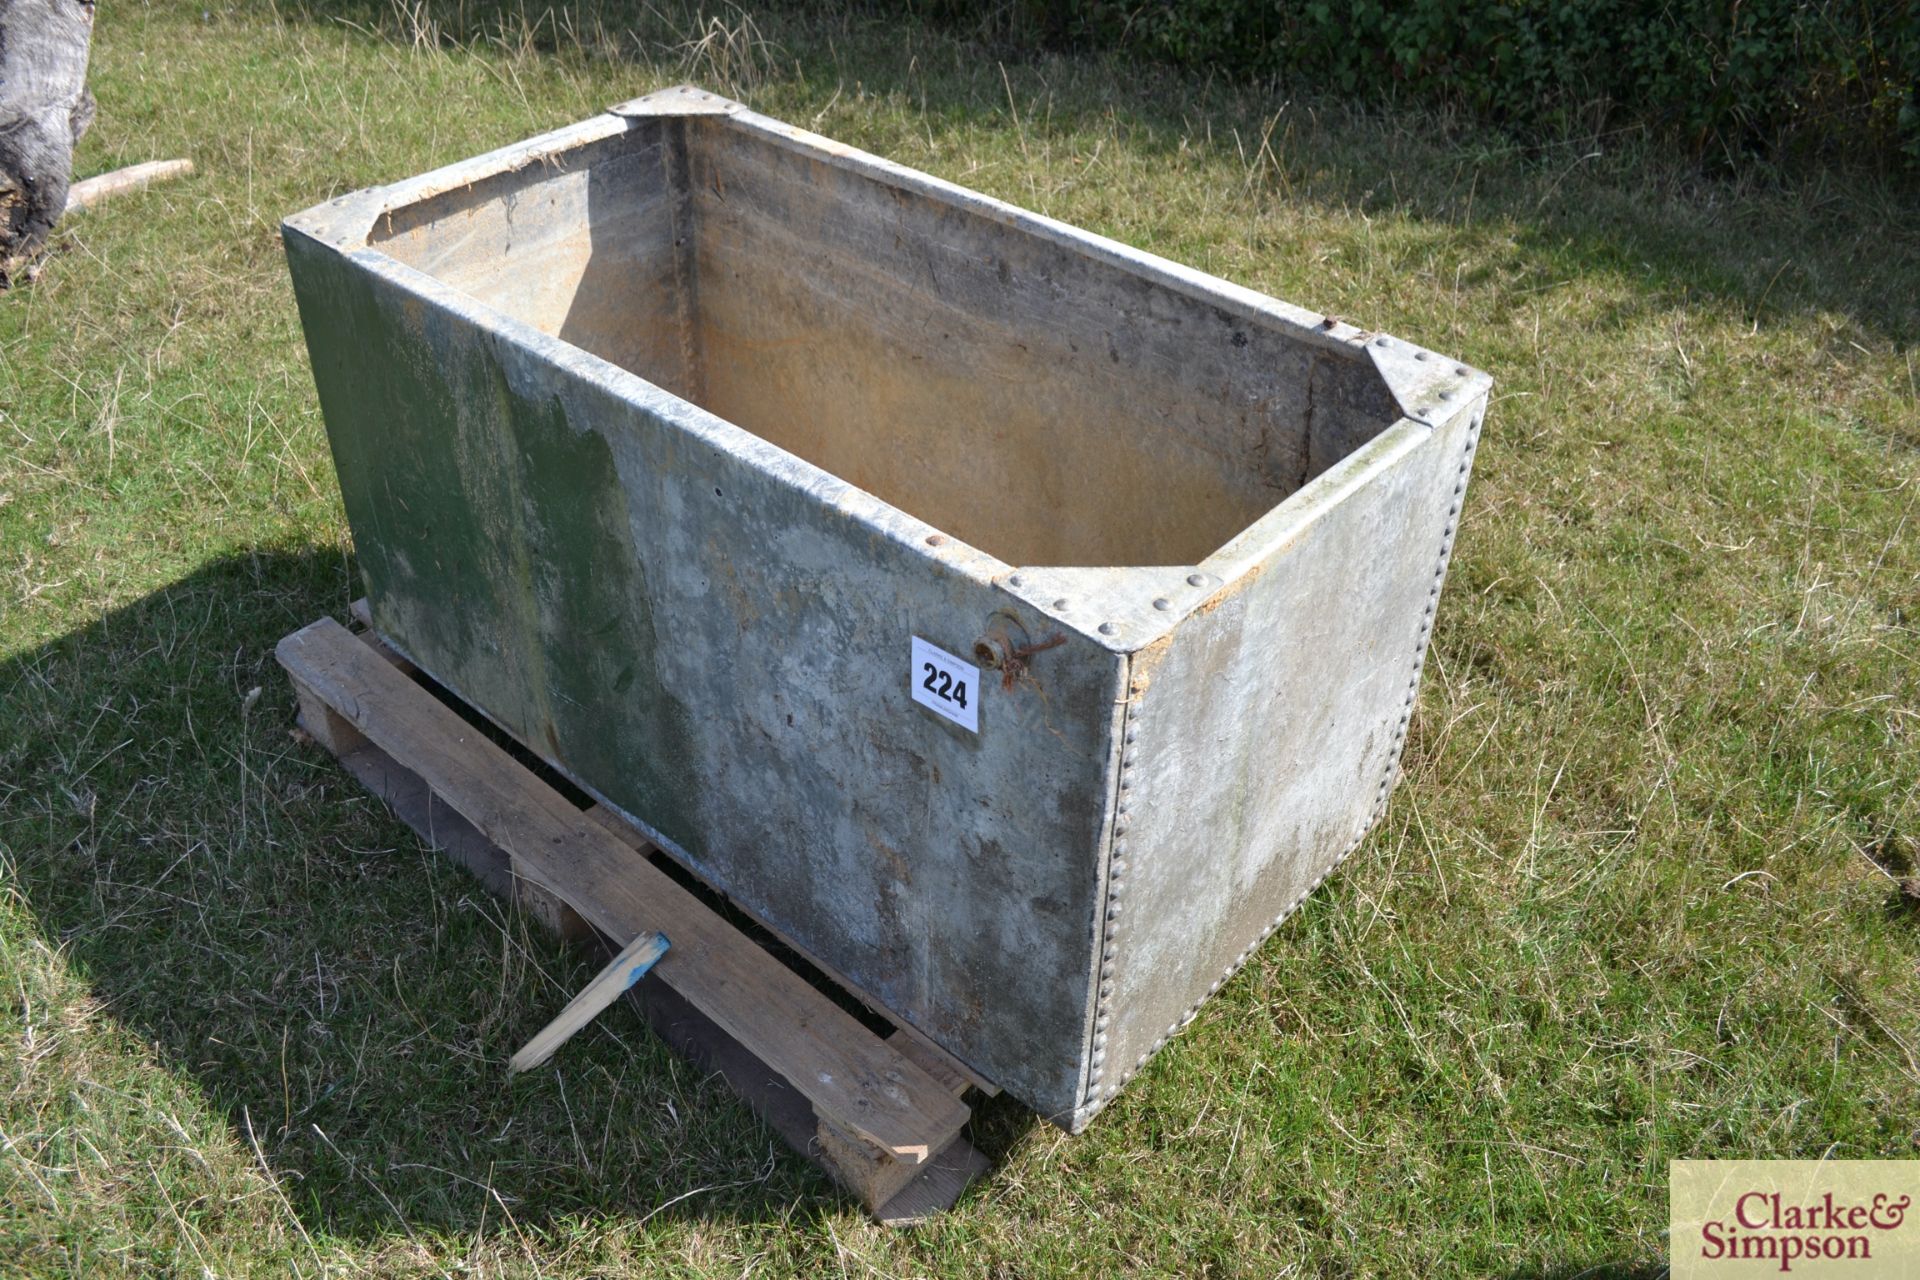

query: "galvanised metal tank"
left=283, top=86, right=1490, bottom=1130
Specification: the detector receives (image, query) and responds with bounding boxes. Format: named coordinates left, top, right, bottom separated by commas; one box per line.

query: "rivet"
left=1455, top=365, right=1469, bottom=377
left=1095, top=1014, right=1110, bottom=1030
left=1152, top=598, right=1172, bottom=611
left=1098, top=622, right=1116, bottom=636
left=1053, top=598, right=1070, bottom=610
left=1438, top=390, right=1455, bottom=402
left=1414, top=351, right=1430, bottom=362
left=1374, top=336, right=1390, bottom=347
left=925, top=534, right=947, bottom=546
left=1008, top=574, right=1023, bottom=587
left=1108, top=901, right=1123, bottom=918
left=1110, top=859, right=1128, bottom=877
left=1186, top=573, right=1207, bottom=587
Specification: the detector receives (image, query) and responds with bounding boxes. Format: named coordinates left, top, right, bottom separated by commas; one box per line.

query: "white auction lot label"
left=910, top=636, right=980, bottom=732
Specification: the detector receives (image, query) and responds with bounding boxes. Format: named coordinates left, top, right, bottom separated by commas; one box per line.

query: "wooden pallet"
left=276, top=610, right=989, bottom=1223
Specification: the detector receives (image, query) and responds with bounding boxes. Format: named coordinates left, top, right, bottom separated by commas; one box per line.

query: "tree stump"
left=0, top=0, right=95, bottom=284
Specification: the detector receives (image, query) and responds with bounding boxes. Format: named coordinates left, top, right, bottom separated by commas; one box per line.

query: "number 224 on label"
left=910, top=636, right=981, bottom=732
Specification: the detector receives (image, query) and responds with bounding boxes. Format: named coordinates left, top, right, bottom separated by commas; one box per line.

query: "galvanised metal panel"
left=282, top=87, right=1490, bottom=1129
left=1066, top=404, right=1485, bottom=1129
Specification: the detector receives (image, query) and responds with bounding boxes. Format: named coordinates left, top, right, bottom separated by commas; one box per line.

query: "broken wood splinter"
left=508, top=929, right=670, bottom=1074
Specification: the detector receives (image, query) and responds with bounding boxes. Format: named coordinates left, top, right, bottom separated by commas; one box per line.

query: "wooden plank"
left=815, top=1114, right=927, bottom=1209
left=619, top=956, right=988, bottom=1217
left=510, top=856, right=595, bottom=944
left=294, top=673, right=988, bottom=1219
left=347, top=598, right=416, bottom=674
left=584, top=804, right=998, bottom=1098
left=510, top=931, right=671, bottom=1073
left=276, top=616, right=969, bottom=1161
left=874, top=1137, right=992, bottom=1226
left=328, top=738, right=516, bottom=897
left=820, top=1030, right=975, bottom=1211
left=290, top=675, right=366, bottom=756
left=887, top=1029, right=972, bottom=1098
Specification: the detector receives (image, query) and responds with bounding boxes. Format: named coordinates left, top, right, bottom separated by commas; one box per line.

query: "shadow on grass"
left=0, top=551, right=1036, bottom=1241
left=267, top=0, right=1920, bottom=356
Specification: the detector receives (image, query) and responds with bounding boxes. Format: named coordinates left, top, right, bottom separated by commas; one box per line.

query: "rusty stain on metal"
left=974, top=628, right=1067, bottom=693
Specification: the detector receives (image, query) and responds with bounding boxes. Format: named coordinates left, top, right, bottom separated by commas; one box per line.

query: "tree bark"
left=0, top=0, right=95, bottom=284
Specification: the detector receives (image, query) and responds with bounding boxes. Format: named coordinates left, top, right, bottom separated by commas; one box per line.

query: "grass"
left=2, top=1, right=1917, bottom=1274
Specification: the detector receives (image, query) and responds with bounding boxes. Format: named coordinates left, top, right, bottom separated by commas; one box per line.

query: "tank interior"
left=371, top=114, right=1405, bottom=567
